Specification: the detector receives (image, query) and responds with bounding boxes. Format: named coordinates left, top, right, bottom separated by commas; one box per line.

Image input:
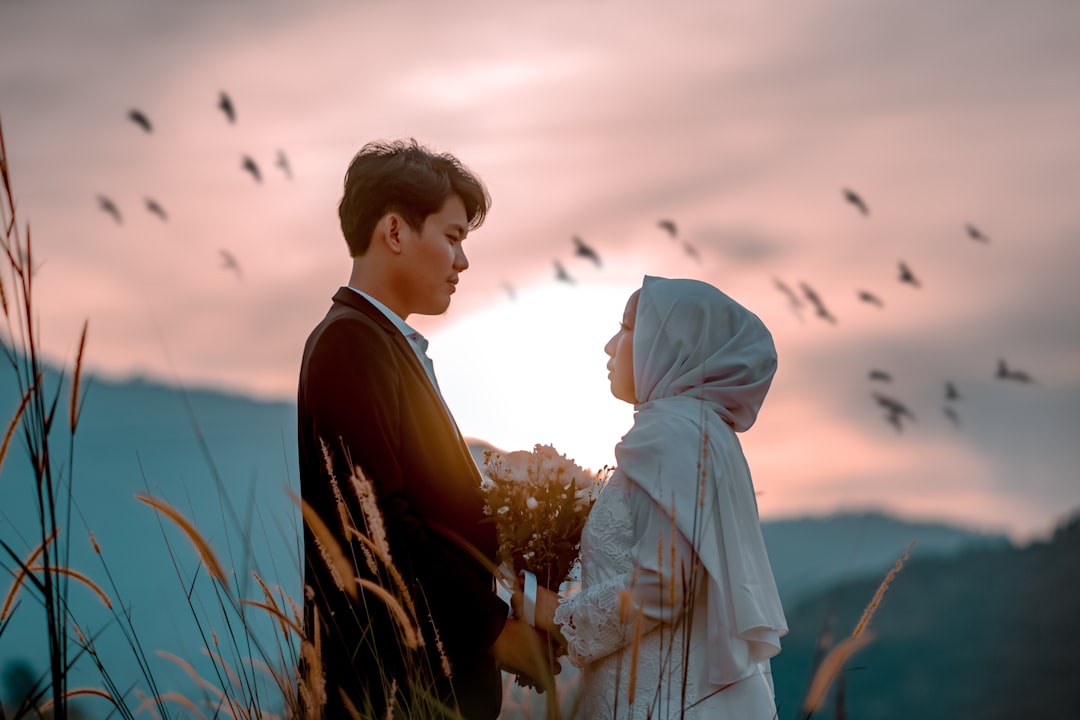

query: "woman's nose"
left=603, top=334, right=617, bottom=357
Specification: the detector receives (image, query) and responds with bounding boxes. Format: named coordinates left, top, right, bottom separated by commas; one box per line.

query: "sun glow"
left=430, top=281, right=640, bottom=473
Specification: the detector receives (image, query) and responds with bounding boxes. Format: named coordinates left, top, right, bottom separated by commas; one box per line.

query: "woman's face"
left=604, top=290, right=640, bottom=404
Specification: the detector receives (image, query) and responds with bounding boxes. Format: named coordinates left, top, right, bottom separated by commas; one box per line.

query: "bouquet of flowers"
left=481, top=444, right=610, bottom=688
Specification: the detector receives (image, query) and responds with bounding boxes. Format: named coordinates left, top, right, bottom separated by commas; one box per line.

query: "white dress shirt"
left=346, top=287, right=455, bottom=425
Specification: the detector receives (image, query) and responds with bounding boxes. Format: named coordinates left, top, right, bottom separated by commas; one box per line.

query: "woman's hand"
left=511, top=574, right=568, bottom=646
left=533, top=585, right=566, bottom=643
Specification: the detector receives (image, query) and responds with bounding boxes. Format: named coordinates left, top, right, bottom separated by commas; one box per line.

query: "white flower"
left=525, top=497, right=538, bottom=510
left=485, top=449, right=532, bottom=483
left=533, top=444, right=591, bottom=491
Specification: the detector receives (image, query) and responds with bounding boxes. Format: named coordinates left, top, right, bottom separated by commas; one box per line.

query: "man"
left=297, top=140, right=546, bottom=718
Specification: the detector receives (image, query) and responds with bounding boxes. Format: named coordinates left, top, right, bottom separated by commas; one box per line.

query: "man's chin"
left=417, top=297, right=452, bottom=316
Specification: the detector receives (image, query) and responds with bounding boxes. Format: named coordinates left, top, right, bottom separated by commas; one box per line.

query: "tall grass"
left=1, top=112, right=96, bottom=718
left=0, top=117, right=553, bottom=720
left=0, top=117, right=300, bottom=718
left=1, top=115, right=912, bottom=719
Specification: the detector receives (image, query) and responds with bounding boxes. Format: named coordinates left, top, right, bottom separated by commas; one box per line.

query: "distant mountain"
left=0, top=354, right=300, bottom=711
left=760, top=512, right=1012, bottom=607
left=769, top=513, right=1080, bottom=720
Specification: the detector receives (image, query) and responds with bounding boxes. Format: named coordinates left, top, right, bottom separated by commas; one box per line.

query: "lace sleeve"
left=554, top=571, right=659, bottom=667
left=553, top=485, right=697, bottom=667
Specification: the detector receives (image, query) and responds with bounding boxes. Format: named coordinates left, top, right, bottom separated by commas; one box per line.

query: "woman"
left=531, top=275, right=788, bottom=718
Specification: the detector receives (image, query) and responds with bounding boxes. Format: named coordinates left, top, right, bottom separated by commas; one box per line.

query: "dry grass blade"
left=136, top=493, right=227, bottom=584
left=239, top=599, right=303, bottom=637
left=39, top=687, right=115, bottom=712
left=853, top=539, right=915, bottom=639
left=803, top=540, right=913, bottom=716
left=1, top=117, right=15, bottom=240
left=288, top=488, right=357, bottom=600
left=133, top=690, right=207, bottom=720
left=350, top=529, right=418, bottom=625
left=157, top=650, right=226, bottom=700
left=349, top=466, right=392, bottom=563
left=252, top=572, right=290, bottom=639
left=69, top=319, right=88, bottom=432
left=627, top=604, right=645, bottom=705
left=27, top=565, right=111, bottom=609
left=356, top=578, right=423, bottom=649
left=1, top=528, right=59, bottom=620
left=801, top=633, right=874, bottom=715
left=245, top=657, right=293, bottom=700
left=0, top=383, right=34, bottom=477
left=298, top=605, right=326, bottom=716
left=202, top=647, right=241, bottom=691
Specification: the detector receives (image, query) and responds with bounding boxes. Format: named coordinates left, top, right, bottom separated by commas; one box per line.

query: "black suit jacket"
left=298, top=288, right=507, bottom=719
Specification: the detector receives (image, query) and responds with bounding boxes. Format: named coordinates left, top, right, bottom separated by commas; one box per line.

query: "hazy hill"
left=760, top=512, right=1012, bottom=607
left=0, top=354, right=300, bottom=710
left=769, top=514, right=1080, bottom=720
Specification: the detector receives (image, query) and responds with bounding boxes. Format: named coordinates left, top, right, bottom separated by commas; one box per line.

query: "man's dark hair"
left=338, top=139, right=491, bottom=257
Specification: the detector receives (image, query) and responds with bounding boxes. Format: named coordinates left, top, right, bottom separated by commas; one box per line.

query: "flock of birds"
left=532, top=186, right=1036, bottom=435
left=95, top=91, right=293, bottom=279
left=94, top=108, right=1038, bottom=433
left=797, top=187, right=1034, bottom=432
left=546, top=219, right=700, bottom=288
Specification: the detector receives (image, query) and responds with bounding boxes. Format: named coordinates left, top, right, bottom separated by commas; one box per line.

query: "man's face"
left=398, top=194, right=470, bottom=317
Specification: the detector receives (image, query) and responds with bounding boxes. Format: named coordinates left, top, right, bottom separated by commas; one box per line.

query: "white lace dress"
left=554, top=471, right=778, bottom=719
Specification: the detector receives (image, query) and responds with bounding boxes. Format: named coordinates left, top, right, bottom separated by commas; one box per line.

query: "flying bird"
left=96, top=195, right=122, bottom=224
left=127, top=109, right=152, bottom=133
left=857, top=290, right=884, bottom=308
left=966, top=224, right=989, bottom=243
left=502, top=282, right=516, bottom=301
left=554, top=260, right=574, bottom=284
left=873, top=392, right=916, bottom=432
left=898, top=261, right=921, bottom=288
left=657, top=219, right=678, bottom=238
left=275, top=149, right=292, bottom=179
left=682, top=241, right=701, bottom=262
left=799, top=282, right=836, bottom=324
left=572, top=236, right=601, bottom=267
left=842, top=188, right=869, bottom=216
left=144, top=197, right=168, bottom=221
left=220, top=249, right=242, bottom=279
left=996, top=358, right=1033, bottom=383
left=241, top=155, right=262, bottom=183
left=945, top=381, right=961, bottom=401
left=943, top=405, right=960, bottom=427
left=772, top=277, right=804, bottom=321
left=218, top=91, right=235, bottom=124
left=869, top=369, right=893, bottom=383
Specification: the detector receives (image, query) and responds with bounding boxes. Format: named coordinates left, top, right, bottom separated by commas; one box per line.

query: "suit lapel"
left=331, top=288, right=479, bottom=475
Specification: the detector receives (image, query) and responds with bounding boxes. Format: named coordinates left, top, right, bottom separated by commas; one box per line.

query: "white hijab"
left=615, top=275, right=788, bottom=685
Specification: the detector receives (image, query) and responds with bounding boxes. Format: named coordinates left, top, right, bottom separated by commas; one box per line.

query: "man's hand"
left=491, top=618, right=556, bottom=692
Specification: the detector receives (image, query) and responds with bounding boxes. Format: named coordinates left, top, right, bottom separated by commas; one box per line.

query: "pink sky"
left=1, top=0, right=1078, bottom=540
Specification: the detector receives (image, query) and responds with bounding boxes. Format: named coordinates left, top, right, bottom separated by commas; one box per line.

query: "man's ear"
left=381, top=213, right=406, bottom=254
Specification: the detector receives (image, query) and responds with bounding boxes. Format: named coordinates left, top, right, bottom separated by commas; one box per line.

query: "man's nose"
left=454, top=246, right=469, bottom=272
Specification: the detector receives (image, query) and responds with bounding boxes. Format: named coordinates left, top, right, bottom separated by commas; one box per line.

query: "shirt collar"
left=346, top=286, right=429, bottom=353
